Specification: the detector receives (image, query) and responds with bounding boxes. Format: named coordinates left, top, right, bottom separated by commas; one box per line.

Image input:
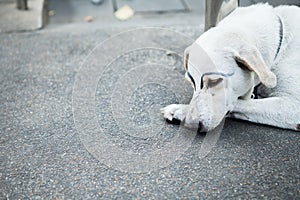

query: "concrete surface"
left=0, top=0, right=299, bottom=199
left=47, top=0, right=206, bottom=30
left=0, top=0, right=45, bottom=33
left=114, top=0, right=188, bottom=12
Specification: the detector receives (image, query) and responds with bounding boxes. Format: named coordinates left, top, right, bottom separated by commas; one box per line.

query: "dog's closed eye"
left=185, top=71, right=196, bottom=89
left=207, top=77, right=223, bottom=88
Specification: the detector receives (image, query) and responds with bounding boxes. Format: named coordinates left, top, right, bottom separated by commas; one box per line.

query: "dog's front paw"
left=160, top=104, right=189, bottom=122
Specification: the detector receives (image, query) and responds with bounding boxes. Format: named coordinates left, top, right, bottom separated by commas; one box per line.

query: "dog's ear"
left=232, top=44, right=277, bottom=88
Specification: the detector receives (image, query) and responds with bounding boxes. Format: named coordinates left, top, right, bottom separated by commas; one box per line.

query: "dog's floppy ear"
left=232, top=44, right=277, bottom=88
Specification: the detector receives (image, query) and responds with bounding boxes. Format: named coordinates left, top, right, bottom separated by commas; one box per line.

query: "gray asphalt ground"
left=1, top=0, right=299, bottom=199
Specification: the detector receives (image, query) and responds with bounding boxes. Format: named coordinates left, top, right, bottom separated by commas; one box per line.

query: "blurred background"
left=1, top=0, right=299, bottom=32
left=47, top=0, right=299, bottom=28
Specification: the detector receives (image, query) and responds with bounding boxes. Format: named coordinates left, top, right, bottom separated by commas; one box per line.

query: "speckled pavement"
left=1, top=0, right=300, bottom=198
left=0, top=24, right=299, bottom=199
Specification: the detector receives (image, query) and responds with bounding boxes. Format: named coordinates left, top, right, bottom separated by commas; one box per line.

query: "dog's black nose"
left=166, top=118, right=181, bottom=125
left=198, top=121, right=203, bottom=131
left=198, top=121, right=207, bottom=133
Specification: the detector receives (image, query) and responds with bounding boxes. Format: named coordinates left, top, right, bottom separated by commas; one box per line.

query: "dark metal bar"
left=16, top=0, right=28, bottom=10
left=205, top=0, right=239, bottom=31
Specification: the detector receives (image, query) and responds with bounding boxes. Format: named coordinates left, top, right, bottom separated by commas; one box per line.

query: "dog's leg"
left=230, top=97, right=300, bottom=131
left=160, top=104, right=189, bottom=122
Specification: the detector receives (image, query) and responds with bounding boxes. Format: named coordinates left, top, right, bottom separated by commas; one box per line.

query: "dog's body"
left=161, top=4, right=300, bottom=131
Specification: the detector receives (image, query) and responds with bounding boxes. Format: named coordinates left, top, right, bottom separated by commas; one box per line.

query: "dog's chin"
left=183, top=121, right=209, bottom=133
left=184, top=116, right=226, bottom=133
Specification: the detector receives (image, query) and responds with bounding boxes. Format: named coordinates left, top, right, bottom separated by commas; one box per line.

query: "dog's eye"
left=185, top=72, right=196, bottom=90
left=207, top=78, right=223, bottom=88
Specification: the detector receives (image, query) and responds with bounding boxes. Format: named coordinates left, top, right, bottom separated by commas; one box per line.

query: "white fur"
left=161, top=4, right=300, bottom=131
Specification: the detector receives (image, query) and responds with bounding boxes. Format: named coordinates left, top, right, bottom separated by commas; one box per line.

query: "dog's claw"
left=160, top=107, right=173, bottom=121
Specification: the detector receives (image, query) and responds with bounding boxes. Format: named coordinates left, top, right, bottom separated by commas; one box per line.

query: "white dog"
left=161, top=4, right=300, bottom=132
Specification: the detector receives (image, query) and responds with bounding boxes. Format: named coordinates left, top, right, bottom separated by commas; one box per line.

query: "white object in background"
left=114, top=5, right=135, bottom=21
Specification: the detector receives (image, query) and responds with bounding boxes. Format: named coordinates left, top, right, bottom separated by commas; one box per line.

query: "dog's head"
left=183, top=42, right=277, bottom=132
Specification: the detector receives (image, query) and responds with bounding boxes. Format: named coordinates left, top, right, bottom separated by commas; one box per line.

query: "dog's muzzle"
left=183, top=119, right=208, bottom=132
